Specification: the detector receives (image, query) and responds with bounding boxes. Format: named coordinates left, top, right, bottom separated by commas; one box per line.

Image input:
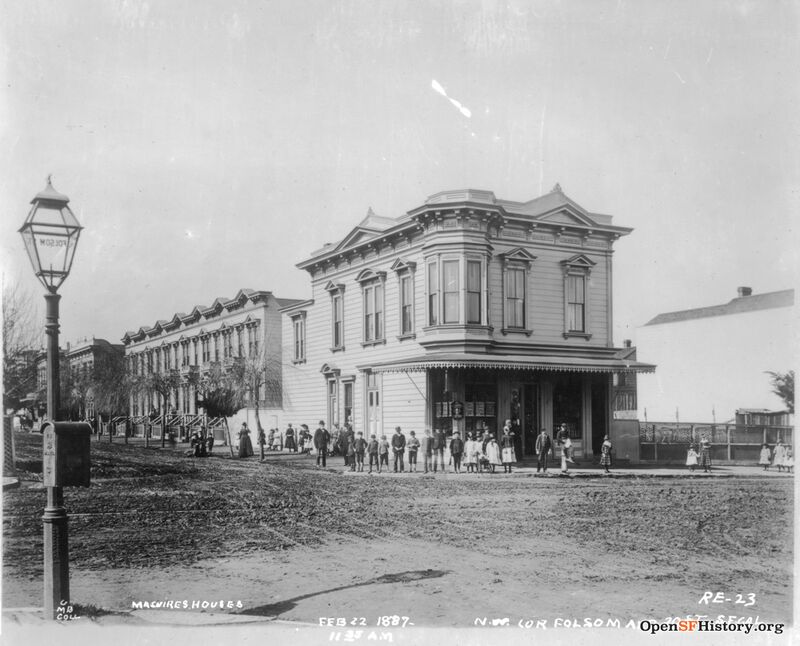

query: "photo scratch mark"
left=674, top=70, right=686, bottom=84
left=431, top=79, right=472, bottom=118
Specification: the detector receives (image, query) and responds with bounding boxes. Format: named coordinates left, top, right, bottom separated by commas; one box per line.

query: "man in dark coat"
left=314, top=420, right=330, bottom=468
left=391, top=426, right=406, bottom=473
left=449, top=432, right=464, bottom=474
left=535, top=428, right=552, bottom=473
left=432, top=428, right=446, bottom=473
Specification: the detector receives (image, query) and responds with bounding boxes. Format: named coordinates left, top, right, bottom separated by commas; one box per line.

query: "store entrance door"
left=521, top=383, right=539, bottom=456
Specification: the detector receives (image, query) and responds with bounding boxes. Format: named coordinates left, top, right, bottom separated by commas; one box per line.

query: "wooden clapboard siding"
left=380, top=371, right=428, bottom=433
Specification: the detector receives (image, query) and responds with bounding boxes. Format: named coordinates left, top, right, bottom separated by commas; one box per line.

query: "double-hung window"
left=500, top=247, right=536, bottom=335
left=325, top=282, right=346, bottom=351
left=292, top=313, right=306, bottom=362
left=442, top=260, right=459, bottom=324
left=391, top=258, right=417, bottom=338
left=427, top=262, right=438, bottom=326
left=561, top=254, right=595, bottom=339
left=355, top=269, right=386, bottom=346
left=466, top=260, right=481, bottom=324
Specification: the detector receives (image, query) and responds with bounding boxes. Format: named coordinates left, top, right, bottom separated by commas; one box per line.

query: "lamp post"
left=18, top=176, right=83, bottom=619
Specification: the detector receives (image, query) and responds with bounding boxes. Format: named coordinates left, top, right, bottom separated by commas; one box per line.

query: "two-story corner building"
left=122, top=289, right=302, bottom=432
left=281, top=186, right=655, bottom=459
left=33, top=338, right=123, bottom=421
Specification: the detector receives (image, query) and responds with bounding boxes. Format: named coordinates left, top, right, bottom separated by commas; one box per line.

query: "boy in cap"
left=391, top=426, right=406, bottom=473
left=367, top=434, right=380, bottom=473
left=407, top=430, right=420, bottom=472
left=378, top=435, right=390, bottom=473
left=353, top=431, right=367, bottom=472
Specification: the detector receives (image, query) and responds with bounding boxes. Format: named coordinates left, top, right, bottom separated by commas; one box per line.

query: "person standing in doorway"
left=535, top=428, right=551, bottom=473
left=392, top=426, right=406, bottom=473
left=314, top=420, right=330, bottom=468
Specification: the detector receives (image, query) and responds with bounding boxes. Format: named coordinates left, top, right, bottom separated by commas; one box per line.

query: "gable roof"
left=645, top=289, right=794, bottom=326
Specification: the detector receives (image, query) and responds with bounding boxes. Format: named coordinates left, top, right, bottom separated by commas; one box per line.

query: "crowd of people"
left=226, top=418, right=595, bottom=475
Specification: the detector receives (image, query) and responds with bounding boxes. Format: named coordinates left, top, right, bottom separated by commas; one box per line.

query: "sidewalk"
left=338, top=463, right=794, bottom=478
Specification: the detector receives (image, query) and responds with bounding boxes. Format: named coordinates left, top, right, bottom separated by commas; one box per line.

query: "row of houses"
left=31, top=185, right=794, bottom=461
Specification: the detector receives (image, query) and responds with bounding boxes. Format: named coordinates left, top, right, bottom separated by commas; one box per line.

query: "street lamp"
left=18, top=176, right=83, bottom=620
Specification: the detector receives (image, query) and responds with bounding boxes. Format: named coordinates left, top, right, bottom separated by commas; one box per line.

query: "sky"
left=1, top=0, right=797, bottom=349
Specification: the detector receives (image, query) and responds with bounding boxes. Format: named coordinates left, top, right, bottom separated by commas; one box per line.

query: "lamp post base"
left=43, top=486, right=69, bottom=619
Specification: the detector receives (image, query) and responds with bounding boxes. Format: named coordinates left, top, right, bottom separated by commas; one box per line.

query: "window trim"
left=325, top=282, right=346, bottom=352
left=500, top=247, right=536, bottom=336
left=425, top=254, right=489, bottom=328
left=391, top=258, right=417, bottom=340
left=355, top=269, right=387, bottom=347
left=561, top=254, right=596, bottom=340
left=291, top=311, right=307, bottom=364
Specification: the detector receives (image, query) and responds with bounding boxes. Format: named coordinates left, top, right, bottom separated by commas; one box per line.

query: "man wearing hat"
left=314, top=420, right=330, bottom=468
left=535, top=428, right=552, bottom=473
left=391, top=426, right=406, bottom=473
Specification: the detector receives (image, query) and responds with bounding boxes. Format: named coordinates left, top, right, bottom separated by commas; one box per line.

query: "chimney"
left=737, top=286, right=752, bottom=298
left=623, top=339, right=632, bottom=348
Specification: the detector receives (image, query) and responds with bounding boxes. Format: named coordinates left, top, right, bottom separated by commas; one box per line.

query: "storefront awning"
left=362, top=353, right=656, bottom=374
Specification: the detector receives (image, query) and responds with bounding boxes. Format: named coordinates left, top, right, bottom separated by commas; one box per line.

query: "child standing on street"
left=464, top=433, right=477, bottom=473
left=686, top=444, right=699, bottom=472
left=407, top=431, right=420, bottom=473
left=485, top=436, right=501, bottom=473
left=353, top=431, right=367, bottom=472
left=367, top=434, right=380, bottom=473
left=759, top=443, right=772, bottom=471
left=378, top=435, right=390, bottom=473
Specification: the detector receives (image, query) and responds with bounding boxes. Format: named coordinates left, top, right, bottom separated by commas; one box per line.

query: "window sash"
left=333, top=294, right=343, bottom=347
left=567, top=275, right=586, bottom=332
left=427, top=262, right=438, bottom=326
left=466, top=260, right=481, bottom=324
left=400, top=275, right=413, bottom=334
left=505, top=268, right=526, bottom=328
left=442, top=260, right=459, bottom=324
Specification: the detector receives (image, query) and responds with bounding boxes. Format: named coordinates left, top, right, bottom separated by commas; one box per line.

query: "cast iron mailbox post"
left=41, top=421, right=91, bottom=619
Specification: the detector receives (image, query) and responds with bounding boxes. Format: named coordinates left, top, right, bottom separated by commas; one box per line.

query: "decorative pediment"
left=355, top=268, right=387, bottom=284
left=324, top=281, right=346, bottom=293
left=500, top=247, right=537, bottom=266
left=320, top=363, right=340, bottom=376
left=538, top=207, right=596, bottom=228
left=390, top=258, right=417, bottom=273
left=561, top=253, right=596, bottom=272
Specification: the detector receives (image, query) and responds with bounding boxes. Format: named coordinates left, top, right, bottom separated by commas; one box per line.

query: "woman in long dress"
left=699, top=437, right=712, bottom=473
left=485, top=436, right=502, bottom=473
left=600, top=435, right=613, bottom=474
left=238, top=423, right=254, bottom=458
left=500, top=427, right=516, bottom=473
left=758, top=444, right=772, bottom=471
left=772, top=441, right=786, bottom=472
left=285, top=425, right=297, bottom=452
left=464, top=433, right=477, bottom=473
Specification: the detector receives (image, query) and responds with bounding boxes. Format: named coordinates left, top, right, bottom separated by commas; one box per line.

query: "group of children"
left=759, top=441, right=794, bottom=472
left=338, top=428, right=514, bottom=474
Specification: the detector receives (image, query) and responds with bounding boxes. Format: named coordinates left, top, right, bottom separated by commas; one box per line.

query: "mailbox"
left=41, top=422, right=91, bottom=488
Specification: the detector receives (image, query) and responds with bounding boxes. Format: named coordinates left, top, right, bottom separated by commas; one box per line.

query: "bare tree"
left=144, top=370, right=182, bottom=447
left=2, top=282, right=41, bottom=414
left=93, top=359, right=135, bottom=443
left=228, top=342, right=282, bottom=437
